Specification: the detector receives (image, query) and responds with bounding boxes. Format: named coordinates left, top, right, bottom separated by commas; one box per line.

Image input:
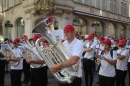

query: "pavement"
left=4, top=69, right=130, bottom=86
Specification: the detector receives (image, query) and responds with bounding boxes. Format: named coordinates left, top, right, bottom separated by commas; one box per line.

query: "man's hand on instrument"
left=6, top=57, right=11, bottom=61
left=51, top=64, right=61, bottom=73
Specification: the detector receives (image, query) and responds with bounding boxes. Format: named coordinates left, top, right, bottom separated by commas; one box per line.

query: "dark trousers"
left=116, top=69, right=127, bottom=86
left=23, top=59, right=30, bottom=82
left=31, top=66, right=48, bottom=86
left=58, top=77, right=82, bottom=86
left=10, top=70, right=22, bottom=86
left=128, top=62, right=130, bottom=85
left=83, top=58, right=94, bottom=86
left=99, top=75, right=115, bottom=86
left=0, top=60, right=5, bottom=86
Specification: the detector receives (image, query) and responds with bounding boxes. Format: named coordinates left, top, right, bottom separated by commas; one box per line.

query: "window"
left=100, top=0, right=105, bottom=9
left=17, top=18, right=25, bottom=38
left=113, top=0, right=117, bottom=13
left=73, top=0, right=89, bottom=4
left=94, top=21, right=103, bottom=36
left=73, top=18, right=87, bottom=36
left=121, top=1, right=126, bottom=16
left=95, top=0, right=100, bottom=8
left=5, top=21, right=12, bottom=39
left=6, top=0, right=9, bottom=9
left=110, top=0, right=117, bottom=13
left=110, top=0, right=113, bottom=12
left=15, top=0, right=22, bottom=5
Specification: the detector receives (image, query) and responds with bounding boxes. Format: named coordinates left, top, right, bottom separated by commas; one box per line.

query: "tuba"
left=33, top=17, right=79, bottom=83
left=19, top=39, right=42, bottom=68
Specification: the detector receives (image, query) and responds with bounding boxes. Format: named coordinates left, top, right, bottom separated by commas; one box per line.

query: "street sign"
left=5, top=24, right=13, bottom=27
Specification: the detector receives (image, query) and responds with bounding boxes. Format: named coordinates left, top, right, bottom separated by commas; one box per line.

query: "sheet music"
left=1, top=44, right=9, bottom=51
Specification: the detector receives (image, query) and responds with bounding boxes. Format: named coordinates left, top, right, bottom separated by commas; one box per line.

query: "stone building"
left=1, top=0, right=130, bottom=39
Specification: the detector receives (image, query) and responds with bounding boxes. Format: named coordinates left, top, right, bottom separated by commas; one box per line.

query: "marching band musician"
left=21, top=35, right=30, bottom=85
left=6, top=38, right=23, bottom=86
left=98, top=39, right=117, bottom=86
left=83, top=34, right=96, bottom=86
left=51, top=24, right=83, bottom=86
left=0, top=38, right=6, bottom=86
left=96, top=36, right=105, bottom=55
left=26, top=34, right=48, bottom=86
left=116, top=40, right=129, bottom=86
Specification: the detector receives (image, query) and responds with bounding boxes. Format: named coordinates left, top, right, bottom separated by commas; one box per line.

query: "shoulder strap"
left=110, top=49, right=113, bottom=58
left=100, top=50, right=105, bottom=55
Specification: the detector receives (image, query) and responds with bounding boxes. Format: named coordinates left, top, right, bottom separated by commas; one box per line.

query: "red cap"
left=61, top=39, right=65, bottom=43
left=115, top=38, right=119, bottom=41
left=42, top=40, right=48, bottom=43
left=103, top=39, right=111, bottom=45
left=86, top=34, right=93, bottom=40
left=118, top=40, right=125, bottom=46
left=90, top=32, right=94, bottom=36
left=22, top=35, right=28, bottom=39
left=75, top=36, right=79, bottom=39
left=64, top=24, right=74, bottom=32
left=99, top=36, right=104, bottom=41
left=29, top=38, right=33, bottom=41
left=107, top=36, right=111, bottom=39
left=13, top=38, right=20, bottom=43
left=48, top=16, right=54, bottom=23
left=33, top=35, right=41, bottom=41
left=123, top=39, right=127, bottom=44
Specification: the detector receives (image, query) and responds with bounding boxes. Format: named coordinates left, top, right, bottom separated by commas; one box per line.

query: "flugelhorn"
left=33, top=17, right=79, bottom=83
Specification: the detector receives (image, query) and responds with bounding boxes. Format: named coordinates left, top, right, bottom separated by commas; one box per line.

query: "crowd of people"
left=0, top=24, right=130, bottom=86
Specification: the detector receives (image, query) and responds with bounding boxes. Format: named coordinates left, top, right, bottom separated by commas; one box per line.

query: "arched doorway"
left=16, top=18, right=25, bottom=38
left=93, top=21, right=103, bottom=36
left=5, top=21, right=12, bottom=39
left=109, top=23, right=115, bottom=37
left=73, top=18, right=87, bottom=36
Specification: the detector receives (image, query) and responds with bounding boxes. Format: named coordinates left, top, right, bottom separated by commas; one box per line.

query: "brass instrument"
left=19, top=39, right=42, bottom=68
left=0, top=35, right=19, bottom=66
left=33, top=17, right=78, bottom=83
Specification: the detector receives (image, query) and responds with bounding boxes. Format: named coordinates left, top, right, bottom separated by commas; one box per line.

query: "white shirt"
left=99, top=51, right=117, bottom=77
left=96, top=43, right=104, bottom=55
left=11, top=47, right=23, bottom=70
left=84, top=42, right=96, bottom=59
left=116, top=49, right=129, bottom=71
left=63, top=38, right=83, bottom=77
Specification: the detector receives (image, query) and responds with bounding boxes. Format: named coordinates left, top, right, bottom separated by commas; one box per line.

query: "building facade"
left=1, top=0, right=130, bottom=39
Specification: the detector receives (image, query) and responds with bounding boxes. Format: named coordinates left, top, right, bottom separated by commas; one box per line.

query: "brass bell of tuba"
left=33, top=17, right=79, bottom=83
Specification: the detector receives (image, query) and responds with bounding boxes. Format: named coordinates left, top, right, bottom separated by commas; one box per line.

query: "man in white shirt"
left=51, top=24, right=83, bottom=86
left=98, top=39, right=117, bottom=86
left=83, top=34, right=96, bottom=86
left=6, top=38, right=23, bottom=86
left=26, top=34, right=48, bottom=86
left=116, top=40, right=129, bottom=86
